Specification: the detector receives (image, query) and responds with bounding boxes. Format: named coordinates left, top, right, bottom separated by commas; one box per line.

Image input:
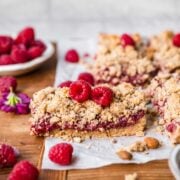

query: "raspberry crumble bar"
left=88, top=47, right=156, bottom=86
left=30, top=82, right=147, bottom=139
left=147, top=73, right=180, bottom=144
left=86, top=33, right=157, bottom=86
left=149, top=31, right=180, bottom=73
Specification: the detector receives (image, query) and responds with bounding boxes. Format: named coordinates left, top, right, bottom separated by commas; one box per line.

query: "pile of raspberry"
left=0, top=27, right=46, bottom=65
left=0, top=143, right=39, bottom=180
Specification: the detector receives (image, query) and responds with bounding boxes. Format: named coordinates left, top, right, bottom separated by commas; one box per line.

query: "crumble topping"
left=88, top=47, right=156, bottom=86
left=129, top=141, right=147, bottom=152
left=147, top=73, right=180, bottom=123
left=30, top=83, right=146, bottom=135
left=97, top=33, right=143, bottom=56
left=150, top=30, right=174, bottom=51
left=150, top=31, right=180, bottom=72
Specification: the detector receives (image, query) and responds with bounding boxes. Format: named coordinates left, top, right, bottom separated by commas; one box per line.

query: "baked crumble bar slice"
left=97, top=33, right=145, bottom=56
left=149, top=31, right=180, bottom=73
left=147, top=73, right=180, bottom=144
left=88, top=47, right=157, bottom=86
left=30, top=83, right=147, bottom=139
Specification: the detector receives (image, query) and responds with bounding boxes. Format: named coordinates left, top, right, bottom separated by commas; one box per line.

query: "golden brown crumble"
left=87, top=46, right=156, bottom=86
left=97, top=33, right=143, bottom=56
left=147, top=73, right=180, bottom=123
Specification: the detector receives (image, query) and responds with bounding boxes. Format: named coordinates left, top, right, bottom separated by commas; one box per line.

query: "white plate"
left=0, top=41, right=54, bottom=76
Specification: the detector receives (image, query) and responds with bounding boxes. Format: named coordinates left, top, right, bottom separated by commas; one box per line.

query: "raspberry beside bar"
left=147, top=73, right=180, bottom=144
left=30, top=83, right=146, bottom=140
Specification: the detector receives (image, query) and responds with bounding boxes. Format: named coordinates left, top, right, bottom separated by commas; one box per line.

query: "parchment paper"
left=42, top=38, right=174, bottom=170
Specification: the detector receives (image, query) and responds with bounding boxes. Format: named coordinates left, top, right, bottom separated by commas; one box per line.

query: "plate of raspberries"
left=0, top=27, right=54, bottom=76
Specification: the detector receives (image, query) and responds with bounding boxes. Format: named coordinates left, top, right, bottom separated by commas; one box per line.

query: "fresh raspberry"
left=0, top=36, right=13, bottom=54
left=11, top=45, right=29, bottom=63
left=69, top=80, right=91, bottom=103
left=12, top=44, right=26, bottom=51
left=0, top=55, right=14, bottom=65
left=30, top=40, right=46, bottom=51
left=65, top=49, right=79, bottom=63
left=48, top=143, right=73, bottom=165
left=8, top=160, right=39, bottom=180
left=166, top=123, right=176, bottom=133
left=91, top=87, right=113, bottom=107
left=15, top=27, right=35, bottom=47
left=172, top=33, right=180, bottom=47
left=78, top=72, right=94, bottom=85
left=0, top=76, right=17, bottom=93
left=58, top=80, right=73, bottom=88
left=0, top=144, right=17, bottom=168
left=121, top=34, right=135, bottom=47
left=28, top=46, right=44, bottom=60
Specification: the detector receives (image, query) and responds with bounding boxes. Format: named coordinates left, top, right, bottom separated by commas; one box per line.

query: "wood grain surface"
left=0, top=44, right=175, bottom=180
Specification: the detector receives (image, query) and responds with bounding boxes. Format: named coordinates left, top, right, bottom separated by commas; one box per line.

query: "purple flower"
left=0, top=89, right=30, bottom=114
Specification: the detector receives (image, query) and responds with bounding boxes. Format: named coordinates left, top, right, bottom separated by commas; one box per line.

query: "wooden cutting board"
left=0, top=44, right=175, bottom=180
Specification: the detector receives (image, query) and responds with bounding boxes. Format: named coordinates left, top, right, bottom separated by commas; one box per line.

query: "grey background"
left=0, top=0, right=180, bottom=40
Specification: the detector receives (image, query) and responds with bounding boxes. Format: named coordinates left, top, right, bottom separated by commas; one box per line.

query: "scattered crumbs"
left=73, top=137, right=82, bottom=143
left=159, top=141, right=163, bottom=146
left=125, top=172, right=138, bottom=180
left=111, top=138, right=117, bottom=144
left=129, top=141, right=147, bottom=152
left=144, top=151, right=149, bottom=155
left=156, top=125, right=164, bottom=134
left=85, top=142, right=93, bottom=149
left=135, top=131, right=145, bottom=137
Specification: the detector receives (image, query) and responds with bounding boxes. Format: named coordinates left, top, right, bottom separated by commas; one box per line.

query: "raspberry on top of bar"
left=30, top=82, right=146, bottom=139
left=97, top=33, right=144, bottom=56
left=149, top=31, right=180, bottom=73
left=147, top=73, right=180, bottom=144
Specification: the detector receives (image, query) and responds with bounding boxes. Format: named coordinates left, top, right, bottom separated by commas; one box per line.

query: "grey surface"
left=0, top=0, right=180, bottom=40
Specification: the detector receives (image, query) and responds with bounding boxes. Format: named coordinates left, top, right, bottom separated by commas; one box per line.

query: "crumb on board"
left=135, top=131, right=145, bottom=137
left=125, top=172, right=138, bottom=180
left=129, top=141, right=147, bottom=152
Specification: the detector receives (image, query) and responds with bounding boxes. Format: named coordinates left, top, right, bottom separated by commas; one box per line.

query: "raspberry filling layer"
left=96, top=74, right=146, bottom=86
left=31, top=110, right=144, bottom=135
left=96, top=68, right=158, bottom=86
